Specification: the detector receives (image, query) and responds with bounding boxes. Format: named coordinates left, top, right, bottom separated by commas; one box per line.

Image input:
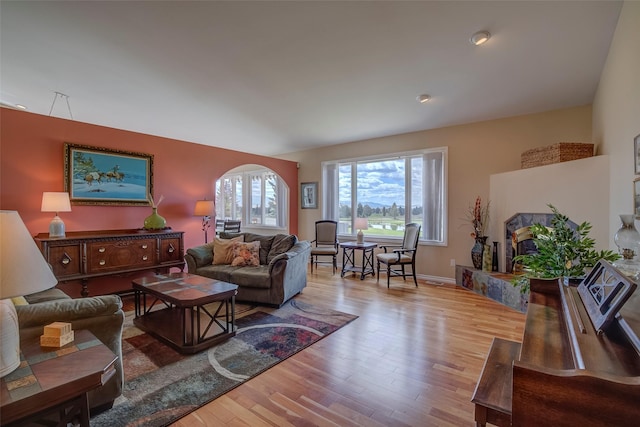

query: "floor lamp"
left=1, top=211, right=58, bottom=377
left=194, top=200, right=215, bottom=243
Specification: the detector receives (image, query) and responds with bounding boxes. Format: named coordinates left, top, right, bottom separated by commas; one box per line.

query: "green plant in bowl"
left=512, top=204, right=619, bottom=293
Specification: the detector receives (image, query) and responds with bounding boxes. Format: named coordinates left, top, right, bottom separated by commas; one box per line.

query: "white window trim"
left=322, top=147, right=447, bottom=246
left=217, top=168, right=288, bottom=229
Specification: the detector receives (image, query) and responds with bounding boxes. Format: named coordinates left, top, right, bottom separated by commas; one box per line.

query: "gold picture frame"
left=64, top=143, right=153, bottom=206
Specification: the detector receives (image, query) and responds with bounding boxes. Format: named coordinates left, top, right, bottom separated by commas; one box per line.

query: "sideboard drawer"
left=87, top=239, right=157, bottom=273
left=160, top=237, right=182, bottom=263
left=47, top=244, right=81, bottom=278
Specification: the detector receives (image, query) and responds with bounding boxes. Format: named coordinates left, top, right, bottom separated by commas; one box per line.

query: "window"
left=322, top=148, right=447, bottom=244
left=216, top=167, right=288, bottom=228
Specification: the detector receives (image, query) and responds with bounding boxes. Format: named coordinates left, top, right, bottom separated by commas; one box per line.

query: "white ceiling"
left=0, top=1, right=622, bottom=156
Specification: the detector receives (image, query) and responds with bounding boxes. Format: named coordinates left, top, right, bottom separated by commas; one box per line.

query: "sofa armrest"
left=268, top=240, right=311, bottom=274
left=185, top=244, right=214, bottom=272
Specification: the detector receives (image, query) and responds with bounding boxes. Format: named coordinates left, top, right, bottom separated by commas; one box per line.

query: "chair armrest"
left=16, top=295, right=123, bottom=329
left=379, top=244, right=403, bottom=253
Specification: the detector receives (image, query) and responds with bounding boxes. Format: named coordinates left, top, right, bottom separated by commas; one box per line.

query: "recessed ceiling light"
left=470, top=31, right=491, bottom=46
left=416, top=94, right=431, bottom=104
left=15, top=104, right=27, bottom=110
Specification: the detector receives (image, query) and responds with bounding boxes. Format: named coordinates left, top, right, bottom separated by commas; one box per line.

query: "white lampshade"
left=41, top=192, right=71, bottom=238
left=194, top=200, right=215, bottom=217
left=41, top=192, right=71, bottom=213
left=1, top=210, right=58, bottom=377
left=354, top=217, right=369, bottom=231
left=355, top=217, right=368, bottom=244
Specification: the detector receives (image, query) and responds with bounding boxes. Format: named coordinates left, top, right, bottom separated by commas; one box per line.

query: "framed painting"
left=635, top=177, right=640, bottom=218
left=301, top=182, right=318, bottom=209
left=635, top=133, right=640, bottom=175
left=64, top=143, right=153, bottom=206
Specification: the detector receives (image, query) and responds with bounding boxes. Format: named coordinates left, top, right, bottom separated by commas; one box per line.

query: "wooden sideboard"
left=35, top=229, right=184, bottom=297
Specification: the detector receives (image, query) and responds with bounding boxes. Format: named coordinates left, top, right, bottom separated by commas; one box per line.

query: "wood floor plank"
left=172, top=266, right=525, bottom=426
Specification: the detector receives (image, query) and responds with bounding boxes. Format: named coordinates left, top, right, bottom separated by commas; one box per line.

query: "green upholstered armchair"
left=15, top=288, right=125, bottom=413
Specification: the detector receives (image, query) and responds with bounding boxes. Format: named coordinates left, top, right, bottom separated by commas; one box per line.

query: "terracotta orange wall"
left=0, top=108, right=299, bottom=251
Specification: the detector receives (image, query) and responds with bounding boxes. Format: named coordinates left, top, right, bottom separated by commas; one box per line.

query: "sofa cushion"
left=230, top=241, right=260, bottom=267
left=230, top=266, right=271, bottom=289
left=242, top=233, right=275, bottom=265
left=212, top=236, right=244, bottom=265
left=219, top=232, right=285, bottom=265
left=267, top=234, right=297, bottom=264
left=196, top=264, right=237, bottom=282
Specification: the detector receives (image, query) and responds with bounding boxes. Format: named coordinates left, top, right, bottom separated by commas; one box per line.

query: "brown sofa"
left=16, top=288, right=125, bottom=413
left=184, top=232, right=310, bottom=306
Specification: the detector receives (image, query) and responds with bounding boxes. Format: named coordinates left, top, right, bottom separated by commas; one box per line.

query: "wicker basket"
left=521, top=142, right=594, bottom=169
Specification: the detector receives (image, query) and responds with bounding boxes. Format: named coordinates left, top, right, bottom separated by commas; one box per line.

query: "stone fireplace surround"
left=504, top=213, right=578, bottom=273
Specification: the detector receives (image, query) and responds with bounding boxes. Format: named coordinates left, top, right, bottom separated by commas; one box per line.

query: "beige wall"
left=490, top=155, right=610, bottom=270
left=593, top=1, right=640, bottom=246
left=281, top=105, right=592, bottom=280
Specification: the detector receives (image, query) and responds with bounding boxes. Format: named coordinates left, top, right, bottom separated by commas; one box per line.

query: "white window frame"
left=322, top=147, right=447, bottom=245
left=216, top=168, right=288, bottom=230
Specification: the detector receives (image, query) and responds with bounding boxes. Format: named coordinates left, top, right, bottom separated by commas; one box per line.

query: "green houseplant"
left=512, top=204, right=619, bottom=293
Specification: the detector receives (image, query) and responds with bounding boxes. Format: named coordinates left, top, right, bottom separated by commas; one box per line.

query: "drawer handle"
left=99, top=260, right=106, bottom=266
left=61, top=253, right=72, bottom=265
left=142, top=255, right=148, bottom=261
left=141, top=244, right=148, bottom=249
left=168, top=243, right=175, bottom=253
left=98, top=247, right=106, bottom=253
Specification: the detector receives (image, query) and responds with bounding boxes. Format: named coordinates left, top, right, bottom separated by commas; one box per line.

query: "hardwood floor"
left=170, top=268, right=525, bottom=426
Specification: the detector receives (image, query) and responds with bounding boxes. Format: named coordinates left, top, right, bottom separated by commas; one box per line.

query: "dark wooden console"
left=35, top=229, right=184, bottom=297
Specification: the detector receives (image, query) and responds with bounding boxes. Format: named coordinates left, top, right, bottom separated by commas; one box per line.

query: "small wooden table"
left=0, top=330, right=117, bottom=427
left=132, top=272, right=238, bottom=354
left=340, top=241, right=377, bottom=280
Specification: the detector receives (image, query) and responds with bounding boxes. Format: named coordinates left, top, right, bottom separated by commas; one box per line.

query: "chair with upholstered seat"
left=376, top=223, right=421, bottom=287
left=310, top=220, right=339, bottom=274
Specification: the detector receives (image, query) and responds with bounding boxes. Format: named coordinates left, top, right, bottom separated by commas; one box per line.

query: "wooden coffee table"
left=132, top=272, right=238, bottom=354
left=0, top=329, right=117, bottom=427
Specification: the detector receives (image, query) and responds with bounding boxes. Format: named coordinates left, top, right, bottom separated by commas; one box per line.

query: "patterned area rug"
left=91, top=300, right=357, bottom=427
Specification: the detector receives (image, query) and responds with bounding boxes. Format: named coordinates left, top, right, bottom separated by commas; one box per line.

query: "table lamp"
left=41, top=192, right=71, bottom=238
left=1, top=210, right=58, bottom=377
left=194, top=199, right=215, bottom=243
left=355, top=217, right=368, bottom=244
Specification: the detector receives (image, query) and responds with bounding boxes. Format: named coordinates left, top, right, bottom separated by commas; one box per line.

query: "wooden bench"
left=471, top=337, right=521, bottom=427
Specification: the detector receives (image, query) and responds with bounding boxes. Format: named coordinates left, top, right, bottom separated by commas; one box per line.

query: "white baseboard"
left=416, top=273, right=456, bottom=285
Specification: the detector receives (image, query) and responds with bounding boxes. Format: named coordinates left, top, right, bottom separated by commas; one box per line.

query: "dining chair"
left=310, top=220, right=338, bottom=274
left=223, top=220, right=241, bottom=233
left=376, top=223, right=421, bottom=287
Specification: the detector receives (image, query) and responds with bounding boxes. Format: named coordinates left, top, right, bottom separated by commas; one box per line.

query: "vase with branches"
left=466, top=196, right=490, bottom=269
